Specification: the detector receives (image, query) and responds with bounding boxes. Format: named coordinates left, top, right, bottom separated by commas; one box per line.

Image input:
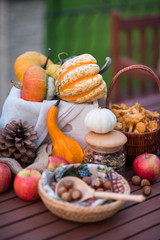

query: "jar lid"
left=85, top=130, right=127, bottom=153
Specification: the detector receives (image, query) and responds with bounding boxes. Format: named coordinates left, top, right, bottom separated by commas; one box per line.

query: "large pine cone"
left=0, top=120, right=38, bottom=168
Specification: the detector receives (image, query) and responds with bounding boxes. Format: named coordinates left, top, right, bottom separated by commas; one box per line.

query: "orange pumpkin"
left=14, top=51, right=54, bottom=83
left=21, top=66, right=47, bottom=102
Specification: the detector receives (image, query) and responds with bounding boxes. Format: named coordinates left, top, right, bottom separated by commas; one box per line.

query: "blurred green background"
left=45, top=0, right=160, bottom=87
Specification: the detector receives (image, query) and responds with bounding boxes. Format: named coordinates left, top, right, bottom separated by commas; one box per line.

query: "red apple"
left=47, top=156, right=69, bottom=170
left=14, top=168, right=41, bottom=201
left=133, top=153, right=160, bottom=181
left=0, top=163, right=12, bottom=193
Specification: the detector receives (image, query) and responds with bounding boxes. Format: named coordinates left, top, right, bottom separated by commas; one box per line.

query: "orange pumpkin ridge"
left=56, top=61, right=95, bottom=87
left=61, top=81, right=106, bottom=102
left=59, top=74, right=102, bottom=94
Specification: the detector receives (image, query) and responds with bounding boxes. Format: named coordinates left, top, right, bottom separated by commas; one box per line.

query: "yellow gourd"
left=47, top=100, right=84, bottom=164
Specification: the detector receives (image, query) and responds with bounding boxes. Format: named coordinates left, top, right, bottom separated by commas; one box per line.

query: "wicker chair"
left=110, top=11, right=160, bottom=102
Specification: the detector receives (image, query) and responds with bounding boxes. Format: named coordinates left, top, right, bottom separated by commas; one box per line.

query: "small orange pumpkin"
left=21, top=66, right=47, bottom=102
left=14, top=50, right=54, bottom=83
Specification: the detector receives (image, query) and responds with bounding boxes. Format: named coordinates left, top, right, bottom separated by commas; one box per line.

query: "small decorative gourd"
left=84, top=108, right=117, bottom=134
left=47, top=100, right=84, bottom=164
left=21, top=66, right=56, bottom=102
left=55, top=54, right=110, bottom=103
left=14, top=50, right=55, bottom=83
left=12, top=49, right=57, bottom=102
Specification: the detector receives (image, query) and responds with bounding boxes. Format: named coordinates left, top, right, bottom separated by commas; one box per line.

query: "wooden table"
left=1, top=94, right=160, bottom=240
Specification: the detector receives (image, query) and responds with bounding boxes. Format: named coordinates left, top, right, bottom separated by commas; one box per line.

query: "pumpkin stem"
left=55, top=98, right=60, bottom=107
left=10, top=80, right=23, bottom=90
left=42, top=48, right=51, bottom=70
left=99, top=57, right=112, bottom=74
left=58, top=52, right=68, bottom=67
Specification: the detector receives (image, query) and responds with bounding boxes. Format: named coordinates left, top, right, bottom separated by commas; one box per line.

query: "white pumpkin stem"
left=10, top=80, right=22, bottom=90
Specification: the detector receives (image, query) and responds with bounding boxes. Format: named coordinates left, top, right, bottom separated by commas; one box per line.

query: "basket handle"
left=106, top=65, right=160, bottom=108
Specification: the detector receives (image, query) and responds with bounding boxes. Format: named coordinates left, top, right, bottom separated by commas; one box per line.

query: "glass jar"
left=84, top=130, right=127, bottom=175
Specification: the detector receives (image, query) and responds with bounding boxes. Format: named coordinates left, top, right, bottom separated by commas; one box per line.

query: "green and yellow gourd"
left=55, top=54, right=109, bottom=103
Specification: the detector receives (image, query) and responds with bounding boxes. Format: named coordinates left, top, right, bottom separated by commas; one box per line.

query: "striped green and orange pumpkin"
left=55, top=54, right=107, bottom=103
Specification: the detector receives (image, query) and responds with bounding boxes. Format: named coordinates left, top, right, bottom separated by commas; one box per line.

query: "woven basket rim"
left=39, top=180, right=126, bottom=210
left=121, top=125, right=160, bottom=136
left=38, top=172, right=131, bottom=222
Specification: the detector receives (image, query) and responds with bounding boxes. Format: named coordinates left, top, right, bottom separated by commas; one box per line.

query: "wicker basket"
left=106, top=65, right=160, bottom=162
left=38, top=167, right=130, bottom=223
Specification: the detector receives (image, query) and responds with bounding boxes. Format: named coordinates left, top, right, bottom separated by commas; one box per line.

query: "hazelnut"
left=57, top=186, right=67, bottom=196
left=131, top=176, right=141, bottom=185
left=93, top=179, right=103, bottom=189
left=62, top=180, right=73, bottom=189
left=82, top=176, right=91, bottom=185
left=141, top=179, right=150, bottom=187
left=71, top=189, right=82, bottom=201
left=103, top=180, right=112, bottom=190
left=142, top=186, right=152, bottom=196
left=61, top=191, right=72, bottom=202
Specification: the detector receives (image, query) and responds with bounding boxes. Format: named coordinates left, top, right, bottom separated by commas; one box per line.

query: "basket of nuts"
left=38, top=164, right=130, bottom=222
left=106, top=65, right=160, bottom=162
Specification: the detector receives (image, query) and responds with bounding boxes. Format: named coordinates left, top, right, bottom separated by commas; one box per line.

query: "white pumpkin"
left=84, top=108, right=117, bottom=134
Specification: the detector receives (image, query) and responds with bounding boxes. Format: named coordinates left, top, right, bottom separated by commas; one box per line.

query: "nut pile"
left=51, top=175, right=125, bottom=203
left=131, top=175, right=152, bottom=196
left=56, top=177, right=112, bottom=203
left=82, top=176, right=112, bottom=192
left=57, top=179, right=82, bottom=202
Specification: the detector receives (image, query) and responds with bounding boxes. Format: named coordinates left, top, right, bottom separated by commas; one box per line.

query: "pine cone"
left=0, top=120, right=38, bottom=168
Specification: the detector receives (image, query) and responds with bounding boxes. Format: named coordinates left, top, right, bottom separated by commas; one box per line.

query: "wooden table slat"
left=0, top=197, right=37, bottom=215
left=4, top=220, right=82, bottom=240
left=126, top=224, right=160, bottom=240
left=2, top=195, right=159, bottom=240
left=0, top=201, right=47, bottom=227
left=0, top=186, right=16, bottom=202
left=90, top=209, right=160, bottom=240
left=0, top=211, right=59, bottom=240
